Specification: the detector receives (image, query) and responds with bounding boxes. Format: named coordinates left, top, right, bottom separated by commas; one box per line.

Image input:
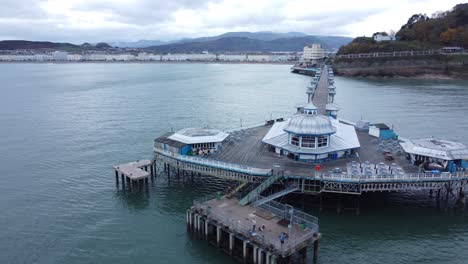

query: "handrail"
left=336, top=49, right=466, bottom=59
left=239, top=173, right=284, bottom=205
left=155, top=147, right=272, bottom=176
left=315, top=171, right=468, bottom=183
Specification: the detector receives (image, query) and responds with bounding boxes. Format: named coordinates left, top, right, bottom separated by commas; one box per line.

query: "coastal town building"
left=373, top=33, right=396, bottom=42
left=303, top=44, right=326, bottom=62
left=52, top=51, right=69, bottom=61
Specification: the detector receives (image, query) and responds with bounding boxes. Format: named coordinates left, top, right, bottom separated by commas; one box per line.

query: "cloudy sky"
left=0, top=0, right=463, bottom=43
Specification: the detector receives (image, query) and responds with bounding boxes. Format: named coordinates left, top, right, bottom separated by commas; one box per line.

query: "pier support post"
left=458, top=187, right=466, bottom=211
left=253, top=246, right=258, bottom=264
left=313, top=240, right=319, bottom=263
left=356, top=196, right=361, bottom=216
left=319, top=194, right=323, bottom=213
left=186, top=210, right=190, bottom=230
left=300, top=247, right=307, bottom=263
left=189, top=212, right=193, bottom=233
left=115, top=171, right=119, bottom=187
left=337, top=194, right=342, bottom=215
left=243, top=240, right=247, bottom=261
left=266, top=252, right=271, bottom=264
left=258, top=248, right=263, bottom=264
left=229, top=233, right=234, bottom=255
left=197, top=215, right=202, bottom=234
left=437, top=189, right=441, bottom=210
left=121, top=174, right=125, bottom=190
left=205, top=220, right=209, bottom=239
left=216, top=226, right=221, bottom=248
left=271, top=255, right=277, bottom=264
left=445, top=184, right=450, bottom=212
left=127, top=178, right=132, bottom=192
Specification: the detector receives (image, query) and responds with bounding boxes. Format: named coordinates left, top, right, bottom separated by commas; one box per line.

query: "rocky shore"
left=332, top=55, right=468, bottom=80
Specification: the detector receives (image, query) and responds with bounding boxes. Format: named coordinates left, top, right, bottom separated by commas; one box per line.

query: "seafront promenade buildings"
left=0, top=50, right=299, bottom=63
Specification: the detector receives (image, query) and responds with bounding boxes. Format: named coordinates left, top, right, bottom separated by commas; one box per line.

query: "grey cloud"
left=0, top=0, right=47, bottom=19
left=70, top=0, right=222, bottom=24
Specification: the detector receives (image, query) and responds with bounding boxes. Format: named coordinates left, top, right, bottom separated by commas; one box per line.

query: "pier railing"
left=254, top=195, right=319, bottom=233
left=193, top=194, right=319, bottom=255
left=317, top=171, right=468, bottom=183
left=335, top=49, right=465, bottom=59
left=155, top=148, right=272, bottom=176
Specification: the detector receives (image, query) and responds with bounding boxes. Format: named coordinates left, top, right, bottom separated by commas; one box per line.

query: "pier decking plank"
left=209, top=124, right=418, bottom=177
left=195, top=197, right=316, bottom=253
left=312, top=69, right=329, bottom=115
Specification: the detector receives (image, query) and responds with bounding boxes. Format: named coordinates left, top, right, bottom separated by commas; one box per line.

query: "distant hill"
left=0, top=40, right=114, bottom=51
left=0, top=40, right=81, bottom=51
left=176, top=31, right=309, bottom=44
left=110, top=39, right=166, bottom=48
left=338, top=3, right=468, bottom=54
left=147, top=35, right=352, bottom=53
left=110, top=32, right=350, bottom=50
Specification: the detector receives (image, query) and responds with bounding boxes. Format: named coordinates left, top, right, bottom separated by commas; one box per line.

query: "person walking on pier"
left=279, top=232, right=286, bottom=248
left=251, top=216, right=257, bottom=232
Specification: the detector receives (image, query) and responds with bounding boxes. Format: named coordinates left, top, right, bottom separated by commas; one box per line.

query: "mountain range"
left=115, top=32, right=352, bottom=52
left=1, top=32, right=352, bottom=52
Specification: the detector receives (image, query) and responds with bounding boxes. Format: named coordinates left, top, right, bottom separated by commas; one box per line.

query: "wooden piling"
left=313, top=239, right=319, bottom=263
left=115, top=170, right=119, bottom=187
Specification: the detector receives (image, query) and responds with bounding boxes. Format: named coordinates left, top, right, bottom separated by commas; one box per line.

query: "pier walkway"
left=312, top=68, right=329, bottom=115
left=188, top=195, right=320, bottom=263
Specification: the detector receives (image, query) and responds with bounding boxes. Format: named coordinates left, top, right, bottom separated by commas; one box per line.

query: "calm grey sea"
left=0, top=63, right=467, bottom=264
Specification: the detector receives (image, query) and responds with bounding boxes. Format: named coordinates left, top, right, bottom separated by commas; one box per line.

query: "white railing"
left=155, top=147, right=272, bottom=176
left=193, top=197, right=319, bottom=255
left=336, top=49, right=467, bottom=59
left=317, top=171, right=468, bottom=183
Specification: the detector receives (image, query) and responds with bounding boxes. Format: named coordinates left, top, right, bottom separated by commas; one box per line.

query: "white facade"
left=373, top=34, right=396, bottom=42
left=218, top=54, right=246, bottom=61
left=52, top=51, right=69, bottom=61
left=303, top=44, right=325, bottom=61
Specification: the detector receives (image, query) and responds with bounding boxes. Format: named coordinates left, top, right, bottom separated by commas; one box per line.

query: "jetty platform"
left=113, top=159, right=155, bottom=190
left=290, top=66, right=316, bottom=76
left=188, top=195, right=320, bottom=263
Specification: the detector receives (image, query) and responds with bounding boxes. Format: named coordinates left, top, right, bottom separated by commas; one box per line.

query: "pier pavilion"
left=400, top=137, right=468, bottom=172
left=155, top=127, right=229, bottom=155
left=262, top=103, right=359, bottom=162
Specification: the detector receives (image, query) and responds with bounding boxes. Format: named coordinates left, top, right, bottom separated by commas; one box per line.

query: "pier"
left=113, top=159, right=155, bottom=191
left=151, top=65, right=468, bottom=205
left=188, top=195, right=320, bottom=263
left=114, top=64, right=467, bottom=262
left=290, top=66, right=316, bottom=76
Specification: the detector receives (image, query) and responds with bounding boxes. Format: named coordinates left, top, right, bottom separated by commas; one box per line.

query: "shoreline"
left=335, top=72, right=464, bottom=80
left=0, top=60, right=294, bottom=65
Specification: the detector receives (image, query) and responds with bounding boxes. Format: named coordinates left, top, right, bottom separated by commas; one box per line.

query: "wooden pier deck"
left=113, top=159, right=155, bottom=191
left=209, top=124, right=418, bottom=177
left=312, top=69, right=329, bottom=115
left=188, top=196, right=320, bottom=263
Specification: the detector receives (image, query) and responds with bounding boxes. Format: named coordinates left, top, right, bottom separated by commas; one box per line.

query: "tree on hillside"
left=401, top=14, right=429, bottom=30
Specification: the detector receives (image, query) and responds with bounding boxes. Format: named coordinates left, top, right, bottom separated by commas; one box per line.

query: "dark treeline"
left=338, top=3, right=468, bottom=54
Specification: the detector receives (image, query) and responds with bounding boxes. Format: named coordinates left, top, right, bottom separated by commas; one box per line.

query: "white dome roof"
left=284, top=114, right=337, bottom=135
